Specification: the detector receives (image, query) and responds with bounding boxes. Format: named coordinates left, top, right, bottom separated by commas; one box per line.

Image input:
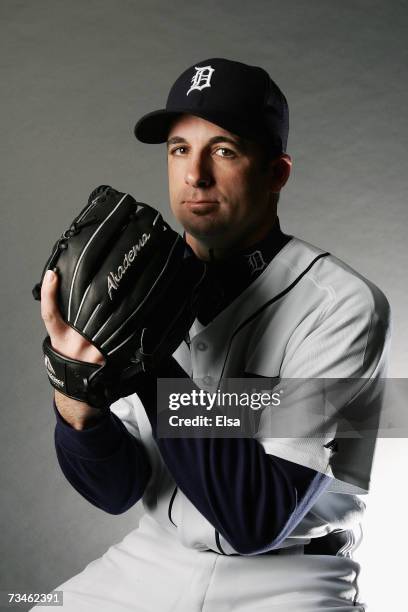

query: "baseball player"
left=32, top=58, right=391, bottom=611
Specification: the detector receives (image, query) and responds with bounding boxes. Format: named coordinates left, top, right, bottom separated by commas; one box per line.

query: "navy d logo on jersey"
left=186, top=65, right=215, bottom=96
left=247, top=250, right=267, bottom=275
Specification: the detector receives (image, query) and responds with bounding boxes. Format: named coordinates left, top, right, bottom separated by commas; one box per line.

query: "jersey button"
left=196, top=341, right=207, bottom=351
left=203, top=375, right=213, bottom=385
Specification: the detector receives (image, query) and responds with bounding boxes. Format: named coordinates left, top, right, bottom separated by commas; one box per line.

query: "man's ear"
left=268, top=153, right=292, bottom=193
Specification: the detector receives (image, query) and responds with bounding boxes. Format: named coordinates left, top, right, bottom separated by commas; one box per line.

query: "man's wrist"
left=54, top=390, right=108, bottom=430
left=53, top=400, right=127, bottom=459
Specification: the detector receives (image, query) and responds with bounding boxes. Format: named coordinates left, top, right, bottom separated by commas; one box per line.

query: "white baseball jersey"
left=114, top=234, right=390, bottom=536
left=32, top=235, right=390, bottom=611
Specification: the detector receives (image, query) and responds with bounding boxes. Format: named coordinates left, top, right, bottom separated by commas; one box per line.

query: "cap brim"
left=134, top=110, right=185, bottom=144
left=134, top=108, right=272, bottom=145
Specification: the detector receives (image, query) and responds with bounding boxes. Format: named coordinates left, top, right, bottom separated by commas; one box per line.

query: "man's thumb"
left=40, top=270, right=66, bottom=336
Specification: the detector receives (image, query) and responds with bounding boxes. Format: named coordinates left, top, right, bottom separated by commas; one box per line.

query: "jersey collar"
left=191, top=218, right=293, bottom=325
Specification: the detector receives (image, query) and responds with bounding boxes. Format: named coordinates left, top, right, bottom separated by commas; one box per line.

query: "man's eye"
left=215, top=147, right=235, bottom=158
left=170, top=146, right=188, bottom=155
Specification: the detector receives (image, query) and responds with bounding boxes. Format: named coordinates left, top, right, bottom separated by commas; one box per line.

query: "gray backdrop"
left=1, top=1, right=407, bottom=610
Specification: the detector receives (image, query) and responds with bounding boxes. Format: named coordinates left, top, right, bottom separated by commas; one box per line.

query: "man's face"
left=166, top=114, right=290, bottom=258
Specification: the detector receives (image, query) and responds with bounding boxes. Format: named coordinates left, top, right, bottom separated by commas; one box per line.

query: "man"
left=33, top=58, right=391, bottom=610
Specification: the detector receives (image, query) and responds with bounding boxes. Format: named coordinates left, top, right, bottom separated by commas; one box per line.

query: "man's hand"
left=41, top=269, right=105, bottom=430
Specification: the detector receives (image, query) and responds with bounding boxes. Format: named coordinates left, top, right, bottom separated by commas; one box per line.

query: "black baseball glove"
left=33, top=185, right=206, bottom=409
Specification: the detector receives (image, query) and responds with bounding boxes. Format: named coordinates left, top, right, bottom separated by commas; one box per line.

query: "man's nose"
left=185, top=154, right=214, bottom=188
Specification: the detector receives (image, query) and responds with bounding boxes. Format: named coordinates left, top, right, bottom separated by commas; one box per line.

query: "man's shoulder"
left=275, top=236, right=391, bottom=322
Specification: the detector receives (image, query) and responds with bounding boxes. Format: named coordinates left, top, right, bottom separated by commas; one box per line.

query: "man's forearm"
left=135, top=358, right=331, bottom=555
left=53, top=398, right=152, bottom=514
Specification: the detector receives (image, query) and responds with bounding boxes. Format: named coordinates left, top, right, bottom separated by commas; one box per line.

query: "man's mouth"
left=184, top=200, right=219, bottom=214
left=184, top=199, right=218, bottom=203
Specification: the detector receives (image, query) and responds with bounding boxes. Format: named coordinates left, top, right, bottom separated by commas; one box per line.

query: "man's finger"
left=40, top=270, right=66, bottom=336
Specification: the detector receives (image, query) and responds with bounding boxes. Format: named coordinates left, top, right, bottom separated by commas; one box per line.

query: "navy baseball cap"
left=134, top=58, right=289, bottom=156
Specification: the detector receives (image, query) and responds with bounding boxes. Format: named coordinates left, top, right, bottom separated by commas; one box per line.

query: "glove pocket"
left=69, top=211, right=179, bottom=355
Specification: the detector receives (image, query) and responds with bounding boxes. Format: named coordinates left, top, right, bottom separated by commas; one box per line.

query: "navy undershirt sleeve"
left=53, top=401, right=152, bottom=515
left=135, top=358, right=332, bottom=555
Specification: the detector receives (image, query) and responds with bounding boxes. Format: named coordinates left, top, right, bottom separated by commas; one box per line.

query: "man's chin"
left=182, top=218, right=229, bottom=243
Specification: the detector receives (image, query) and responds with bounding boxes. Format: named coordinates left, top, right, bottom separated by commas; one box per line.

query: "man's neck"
left=186, top=216, right=278, bottom=261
